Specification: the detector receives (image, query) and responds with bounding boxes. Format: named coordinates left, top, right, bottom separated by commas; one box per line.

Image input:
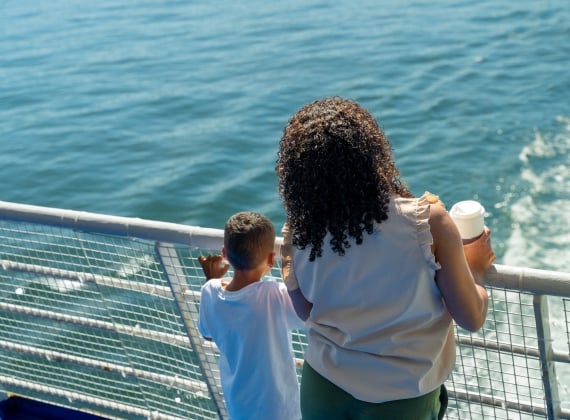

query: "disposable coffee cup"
left=449, top=200, right=485, bottom=243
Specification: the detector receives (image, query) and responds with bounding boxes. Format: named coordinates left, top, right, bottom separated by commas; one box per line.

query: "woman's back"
left=292, top=194, right=455, bottom=403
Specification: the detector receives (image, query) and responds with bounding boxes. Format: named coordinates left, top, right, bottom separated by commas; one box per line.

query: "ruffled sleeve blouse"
left=292, top=192, right=455, bottom=403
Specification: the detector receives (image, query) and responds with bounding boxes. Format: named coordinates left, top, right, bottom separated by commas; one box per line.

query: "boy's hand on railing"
left=198, top=254, right=230, bottom=281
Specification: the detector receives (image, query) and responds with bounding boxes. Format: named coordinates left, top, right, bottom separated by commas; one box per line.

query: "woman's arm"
left=288, top=288, right=312, bottom=321
left=429, top=204, right=495, bottom=332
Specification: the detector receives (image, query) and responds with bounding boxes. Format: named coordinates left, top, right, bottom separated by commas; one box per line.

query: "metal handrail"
left=1, top=200, right=569, bottom=419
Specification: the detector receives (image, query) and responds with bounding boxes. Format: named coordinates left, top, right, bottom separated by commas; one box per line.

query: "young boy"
left=198, top=211, right=304, bottom=420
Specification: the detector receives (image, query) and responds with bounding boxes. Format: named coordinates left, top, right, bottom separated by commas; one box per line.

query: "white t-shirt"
left=199, top=278, right=304, bottom=420
left=292, top=193, right=455, bottom=403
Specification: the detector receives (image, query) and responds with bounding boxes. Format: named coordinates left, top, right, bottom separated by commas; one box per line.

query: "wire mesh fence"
left=0, top=201, right=569, bottom=419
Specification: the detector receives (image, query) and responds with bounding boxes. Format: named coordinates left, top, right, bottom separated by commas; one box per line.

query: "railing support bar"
left=156, top=242, right=228, bottom=420
left=534, top=295, right=561, bottom=420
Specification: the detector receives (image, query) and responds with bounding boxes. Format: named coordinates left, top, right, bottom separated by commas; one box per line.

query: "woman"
left=277, top=97, right=495, bottom=419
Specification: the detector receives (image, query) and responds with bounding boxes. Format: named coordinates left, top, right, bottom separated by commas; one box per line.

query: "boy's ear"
left=267, top=252, right=275, bottom=267
left=222, top=247, right=227, bottom=259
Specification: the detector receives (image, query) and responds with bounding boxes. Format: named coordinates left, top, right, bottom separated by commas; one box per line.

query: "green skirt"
left=301, top=362, right=448, bottom=420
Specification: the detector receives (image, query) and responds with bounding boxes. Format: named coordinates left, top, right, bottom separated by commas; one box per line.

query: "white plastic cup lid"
left=449, top=200, right=485, bottom=239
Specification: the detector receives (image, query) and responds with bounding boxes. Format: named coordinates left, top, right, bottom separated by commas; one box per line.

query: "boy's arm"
left=287, top=289, right=312, bottom=322
left=198, top=254, right=230, bottom=280
left=198, top=255, right=228, bottom=342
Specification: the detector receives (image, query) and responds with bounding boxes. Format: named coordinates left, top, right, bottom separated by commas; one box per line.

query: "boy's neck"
left=224, top=267, right=266, bottom=292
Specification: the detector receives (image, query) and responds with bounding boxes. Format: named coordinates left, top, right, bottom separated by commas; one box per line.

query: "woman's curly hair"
left=276, top=97, right=412, bottom=261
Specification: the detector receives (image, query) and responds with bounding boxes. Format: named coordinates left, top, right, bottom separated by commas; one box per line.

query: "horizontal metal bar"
left=457, top=335, right=540, bottom=358
left=450, top=388, right=546, bottom=416
left=451, top=388, right=570, bottom=419
left=3, top=202, right=569, bottom=295
left=0, top=340, right=209, bottom=395
left=0, top=200, right=282, bottom=253
left=457, top=335, right=570, bottom=364
left=0, top=301, right=191, bottom=348
left=0, top=376, right=187, bottom=420
left=1, top=259, right=206, bottom=304
left=0, top=200, right=225, bottom=250
left=486, top=264, right=570, bottom=297
left=1, top=259, right=174, bottom=298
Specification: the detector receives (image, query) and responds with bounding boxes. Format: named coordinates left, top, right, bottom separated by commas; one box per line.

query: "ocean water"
left=1, top=0, right=568, bottom=275
left=0, top=0, right=570, bottom=271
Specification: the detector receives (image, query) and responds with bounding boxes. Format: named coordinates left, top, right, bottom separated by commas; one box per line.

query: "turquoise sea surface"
left=2, top=0, right=568, bottom=273
left=2, top=0, right=569, bottom=275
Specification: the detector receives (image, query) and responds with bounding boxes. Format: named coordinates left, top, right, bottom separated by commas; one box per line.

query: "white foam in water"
left=502, top=117, right=570, bottom=407
left=504, top=121, right=570, bottom=272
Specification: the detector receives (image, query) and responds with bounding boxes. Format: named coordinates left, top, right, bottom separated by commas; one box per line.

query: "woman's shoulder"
left=393, top=192, right=428, bottom=216
left=393, top=192, right=443, bottom=269
left=393, top=192, right=446, bottom=216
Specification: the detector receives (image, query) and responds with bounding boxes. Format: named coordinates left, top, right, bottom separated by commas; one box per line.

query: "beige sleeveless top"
left=293, top=193, right=455, bottom=402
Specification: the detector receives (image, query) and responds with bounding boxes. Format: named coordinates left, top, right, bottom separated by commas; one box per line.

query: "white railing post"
left=534, top=295, right=561, bottom=420
left=156, top=242, right=228, bottom=420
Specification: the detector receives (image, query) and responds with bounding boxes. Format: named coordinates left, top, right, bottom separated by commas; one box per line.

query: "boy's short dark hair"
left=224, top=212, right=276, bottom=270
